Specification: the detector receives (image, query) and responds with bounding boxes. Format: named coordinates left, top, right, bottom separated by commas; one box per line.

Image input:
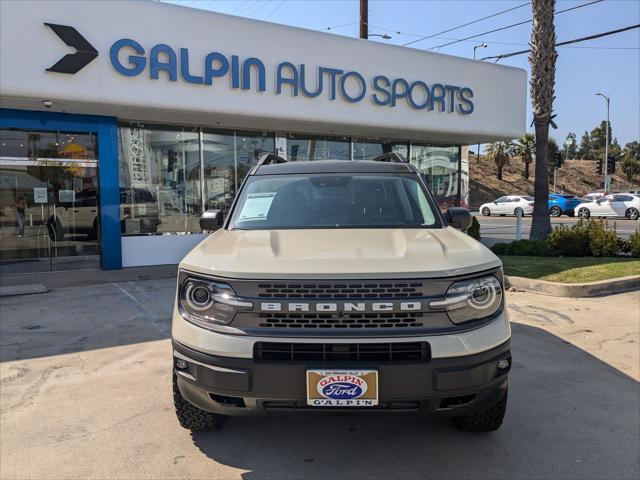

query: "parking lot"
left=475, top=215, right=640, bottom=246
left=1, top=277, right=639, bottom=480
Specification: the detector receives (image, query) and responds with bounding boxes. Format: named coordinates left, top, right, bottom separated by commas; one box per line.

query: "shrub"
left=548, top=221, right=591, bottom=256
left=466, top=216, right=481, bottom=240
left=629, top=230, right=640, bottom=258
left=491, top=243, right=509, bottom=256
left=588, top=220, right=619, bottom=257
left=617, top=238, right=631, bottom=254
left=491, top=239, right=553, bottom=257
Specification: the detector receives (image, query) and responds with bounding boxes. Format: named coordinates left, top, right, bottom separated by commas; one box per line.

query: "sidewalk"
left=0, top=264, right=178, bottom=291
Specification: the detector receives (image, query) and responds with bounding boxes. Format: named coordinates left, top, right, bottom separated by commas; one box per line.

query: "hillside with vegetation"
left=469, top=124, right=640, bottom=209
left=469, top=155, right=640, bottom=209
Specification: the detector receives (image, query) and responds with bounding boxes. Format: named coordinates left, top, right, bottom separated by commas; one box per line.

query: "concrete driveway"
left=1, top=278, right=638, bottom=480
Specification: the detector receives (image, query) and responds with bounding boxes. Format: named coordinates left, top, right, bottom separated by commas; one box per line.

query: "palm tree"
left=485, top=141, right=514, bottom=180
left=515, top=133, right=535, bottom=179
left=529, top=0, right=557, bottom=240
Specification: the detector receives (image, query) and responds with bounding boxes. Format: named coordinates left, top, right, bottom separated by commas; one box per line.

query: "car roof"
left=252, top=160, right=416, bottom=176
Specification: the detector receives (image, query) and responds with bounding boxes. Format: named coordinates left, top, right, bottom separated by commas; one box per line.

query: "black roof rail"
left=371, top=152, right=409, bottom=164
left=256, top=153, right=288, bottom=166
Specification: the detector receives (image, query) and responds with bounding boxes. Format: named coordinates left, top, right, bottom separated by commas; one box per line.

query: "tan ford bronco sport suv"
left=172, top=153, right=511, bottom=432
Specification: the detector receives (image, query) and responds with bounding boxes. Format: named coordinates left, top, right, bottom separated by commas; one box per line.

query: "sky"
left=163, top=0, right=640, bottom=147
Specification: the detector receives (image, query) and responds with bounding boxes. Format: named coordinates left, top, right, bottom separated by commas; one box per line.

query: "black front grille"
left=254, top=341, right=430, bottom=363
left=258, top=312, right=424, bottom=329
left=256, top=282, right=424, bottom=299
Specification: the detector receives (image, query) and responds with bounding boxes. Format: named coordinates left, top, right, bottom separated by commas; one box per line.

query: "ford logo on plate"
left=317, top=375, right=368, bottom=400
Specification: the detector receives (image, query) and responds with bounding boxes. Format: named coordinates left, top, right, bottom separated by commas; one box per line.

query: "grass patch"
left=500, top=256, right=640, bottom=283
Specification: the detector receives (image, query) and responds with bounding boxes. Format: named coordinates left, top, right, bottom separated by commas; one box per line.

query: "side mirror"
left=200, top=209, right=224, bottom=231
left=447, top=207, right=473, bottom=230
left=493, top=200, right=498, bottom=204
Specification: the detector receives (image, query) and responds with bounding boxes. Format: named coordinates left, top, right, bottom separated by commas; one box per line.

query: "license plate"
left=306, top=369, right=378, bottom=407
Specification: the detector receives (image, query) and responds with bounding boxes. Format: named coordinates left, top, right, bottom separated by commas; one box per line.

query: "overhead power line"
left=427, top=0, right=604, bottom=51
left=326, top=21, right=359, bottom=31
left=481, top=24, right=640, bottom=61
left=264, top=0, right=286, bottom=20
left=402, top=2, right=531, bottom=47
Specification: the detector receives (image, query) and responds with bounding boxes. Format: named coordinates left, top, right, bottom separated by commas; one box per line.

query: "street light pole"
left=473, top=43, right=487, bottom=164
left=596, top=93, right=610, bottom=191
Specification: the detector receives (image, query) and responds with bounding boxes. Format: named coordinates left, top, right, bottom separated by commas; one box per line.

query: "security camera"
left=43, top=100, right=53, bottom=109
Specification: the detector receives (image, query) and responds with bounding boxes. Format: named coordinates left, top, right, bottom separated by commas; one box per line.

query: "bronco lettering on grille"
left=259, top=301, right=424, bottom=313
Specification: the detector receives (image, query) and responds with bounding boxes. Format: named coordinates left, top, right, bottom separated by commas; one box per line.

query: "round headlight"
left=430, top=275, right=503, bottom=324
left=179, top=276, right=253, bottom=329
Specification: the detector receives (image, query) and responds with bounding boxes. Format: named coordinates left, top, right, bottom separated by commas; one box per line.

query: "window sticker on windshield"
left=238, top=193, right=276, bottom=221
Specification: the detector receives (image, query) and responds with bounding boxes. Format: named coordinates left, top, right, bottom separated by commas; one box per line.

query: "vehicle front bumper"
left=173, top=339, right=511, bottom=416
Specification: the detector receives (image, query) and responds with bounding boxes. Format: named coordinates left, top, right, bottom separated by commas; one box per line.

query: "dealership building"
left=0, top=0, right=526, bottom=273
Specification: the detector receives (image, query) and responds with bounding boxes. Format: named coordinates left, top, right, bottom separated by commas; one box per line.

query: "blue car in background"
left=548, top=194, right=581, bottom=217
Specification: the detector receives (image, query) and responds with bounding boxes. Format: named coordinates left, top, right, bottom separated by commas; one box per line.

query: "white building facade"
left=0, top=0, right=526, bottom=272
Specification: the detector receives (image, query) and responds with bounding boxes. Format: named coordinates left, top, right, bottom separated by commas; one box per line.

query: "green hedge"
left=491, top=220, right=640, bottom=258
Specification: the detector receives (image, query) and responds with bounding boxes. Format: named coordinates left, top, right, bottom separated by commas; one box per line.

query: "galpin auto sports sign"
left=45, top=23, right=476, bottom=115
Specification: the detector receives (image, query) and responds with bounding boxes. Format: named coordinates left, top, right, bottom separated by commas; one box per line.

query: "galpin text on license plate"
left=306, top=370, right=378, bottom=407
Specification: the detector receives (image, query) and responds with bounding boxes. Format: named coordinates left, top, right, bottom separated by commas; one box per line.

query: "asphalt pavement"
left=474, top=213, right=640, bottom=246
left=0, top=277, right=638, bottom=479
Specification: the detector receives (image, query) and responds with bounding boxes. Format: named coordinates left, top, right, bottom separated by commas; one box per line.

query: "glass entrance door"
left=0, top=129, right=101, bottom=274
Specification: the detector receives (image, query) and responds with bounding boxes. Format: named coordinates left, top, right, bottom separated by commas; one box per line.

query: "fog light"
left=497, top=359, right=510, bottom=370
left=175, top=359, right=188, bottom=370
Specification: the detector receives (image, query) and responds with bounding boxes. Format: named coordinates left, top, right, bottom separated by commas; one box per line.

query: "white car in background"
left=479, top=195, right=534, bottom=217
left=575, top=193, right=640, bottom=220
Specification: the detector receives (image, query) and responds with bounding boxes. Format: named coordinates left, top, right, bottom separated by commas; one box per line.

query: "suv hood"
left=180, top=227, right=501, bottom=280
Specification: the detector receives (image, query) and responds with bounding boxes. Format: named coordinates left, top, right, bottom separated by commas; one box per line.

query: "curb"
left=505, top=274, right=640, bottom=298
left=0, top=284, right=48, bottom=297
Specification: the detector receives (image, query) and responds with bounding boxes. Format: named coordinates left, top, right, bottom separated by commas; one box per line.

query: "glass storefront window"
left=460, top=147, right=470, bottom=209
left=202, top=130, right=274, bottom=212
left=352, top=138, right=408, bottom=161
left=410, top=143, right=461, bottom=210
left=0, top=130, right=97, bottom=159
left=0, top=130, right=28, bottom=157
left=118, top=125, right=201, bottom=235
left=286, top=133, right=350, bottom=161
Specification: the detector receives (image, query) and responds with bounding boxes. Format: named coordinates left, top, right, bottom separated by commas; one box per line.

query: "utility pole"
left=596, top=93, right=610, bottom=191
left=360, top=0, right=368, bottom=39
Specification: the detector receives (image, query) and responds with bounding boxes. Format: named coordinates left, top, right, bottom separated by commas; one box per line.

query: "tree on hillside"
left=529, top=0, right=557, bottom=240
left=561, top=132, right=577, bottom=159
left=590, top=120, right=612, bottom=157
left=577, top=130, right=593, bottom=159
left=622, top=158, right=640, bottom=180
left=485, top=141, right=514, bottom=180
left=622, top=141, right=640, bottom=180
left=547, top=138, right=560, bottom=178
left=610, top=137, right=622, bottom=158
left=623, top=141, right=640, bottom=161
left=515, top=133, right=535, bottom=179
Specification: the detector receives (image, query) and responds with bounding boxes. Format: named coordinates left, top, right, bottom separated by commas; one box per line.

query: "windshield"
left=229, top=173, right=439, bottom=230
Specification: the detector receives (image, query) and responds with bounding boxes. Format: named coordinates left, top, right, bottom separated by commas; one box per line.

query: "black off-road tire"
left=452, top=389, right=508, bottom=432
left=173, top=374, right=226, bottom=431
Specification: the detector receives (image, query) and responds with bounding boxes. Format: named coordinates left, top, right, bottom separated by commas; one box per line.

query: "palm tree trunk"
left=529, top=0, right=556, bottom=240
left=524, top=160, right=530, bottom=179
left=530, top=121, right=551, bottom=239
left=496, top=165, right=502, bottom=180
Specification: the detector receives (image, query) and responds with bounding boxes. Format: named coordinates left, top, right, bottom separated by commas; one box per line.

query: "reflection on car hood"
left=180, top=227, right=501, bottom=280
